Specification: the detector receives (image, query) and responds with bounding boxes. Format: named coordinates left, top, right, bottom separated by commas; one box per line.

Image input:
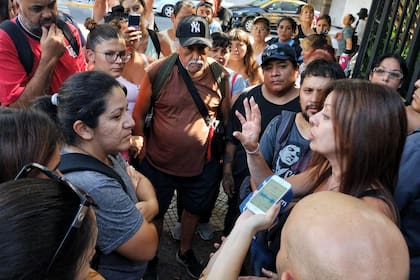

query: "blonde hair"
left=300, top=4, right=314, bottom=14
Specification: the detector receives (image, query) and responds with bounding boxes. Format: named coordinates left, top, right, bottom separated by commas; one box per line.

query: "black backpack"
left=58, top=153, right=129, bottom=269
left=59, top=153, right=128, bottom=193
left=0, top=17, right=80, bottom=75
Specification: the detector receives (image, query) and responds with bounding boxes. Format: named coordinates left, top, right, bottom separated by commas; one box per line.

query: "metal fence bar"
left=352, top=0, right=419, bottom=99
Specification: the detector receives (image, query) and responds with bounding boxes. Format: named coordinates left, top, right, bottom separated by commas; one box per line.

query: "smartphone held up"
left=242, top=175, right=293, bottom=215
left=128, top=14, right=141, bottom=30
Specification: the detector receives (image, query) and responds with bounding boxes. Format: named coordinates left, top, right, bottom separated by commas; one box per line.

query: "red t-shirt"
left=0, top=18, right=87, bottom=106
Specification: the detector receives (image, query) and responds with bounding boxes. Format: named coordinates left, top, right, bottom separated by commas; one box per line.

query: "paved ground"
left=156, top=187, right=228, bottom=280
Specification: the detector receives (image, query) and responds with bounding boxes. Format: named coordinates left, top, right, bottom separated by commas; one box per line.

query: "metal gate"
left=352, top=0, right=419, bottom=102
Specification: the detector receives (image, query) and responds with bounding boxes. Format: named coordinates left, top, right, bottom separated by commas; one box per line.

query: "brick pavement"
left=155, top=187, right=228, bottom=280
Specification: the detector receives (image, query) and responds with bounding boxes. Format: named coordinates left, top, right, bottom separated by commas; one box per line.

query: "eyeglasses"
left=372, top=67, right=403, bottom=80
left=95, top=50, right=131, bottom=63
left=14, top=163, right=95, bottom=275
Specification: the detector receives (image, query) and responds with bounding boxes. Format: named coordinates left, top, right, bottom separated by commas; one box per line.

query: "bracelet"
left=245, top=143, right=259, bottom=155
left=343, top=49, right=352, bottom=55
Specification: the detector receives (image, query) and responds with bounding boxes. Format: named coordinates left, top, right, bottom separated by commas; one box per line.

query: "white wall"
left=329, top=0, right=372, bottom=27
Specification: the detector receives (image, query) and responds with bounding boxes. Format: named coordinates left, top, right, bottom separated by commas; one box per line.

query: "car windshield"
left=250, top=0, right=271, bottom=7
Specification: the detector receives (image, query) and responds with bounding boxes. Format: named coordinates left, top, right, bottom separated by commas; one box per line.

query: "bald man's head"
left=276, top=192, right=409, bottom=280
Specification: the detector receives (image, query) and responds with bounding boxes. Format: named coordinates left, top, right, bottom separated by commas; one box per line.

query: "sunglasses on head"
left=15, top=163, right=96, bottom=274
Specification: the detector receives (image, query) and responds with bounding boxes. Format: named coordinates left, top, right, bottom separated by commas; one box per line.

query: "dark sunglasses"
left=14, top=163, right=96, bottom=274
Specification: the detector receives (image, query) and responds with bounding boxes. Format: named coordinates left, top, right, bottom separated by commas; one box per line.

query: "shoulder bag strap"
left=176, top=57, right=211, bottom=126
left=147, top=28, right=161, bottom=58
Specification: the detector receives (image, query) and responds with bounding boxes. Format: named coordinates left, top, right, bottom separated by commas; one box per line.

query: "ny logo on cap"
left=190, top=21, right=201, bottom=33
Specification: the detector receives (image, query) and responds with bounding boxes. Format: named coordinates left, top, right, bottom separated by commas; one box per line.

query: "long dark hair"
left=0, top=178, right=96, bottom=279
left=309, top=80, right=406, bottom=216
left=0, top=108, right=60, bottom=182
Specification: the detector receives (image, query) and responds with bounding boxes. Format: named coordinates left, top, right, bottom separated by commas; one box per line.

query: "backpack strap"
left=59, top=153, right=128, bottom=193
left=59, top=153, right=130, bottom=270
left=148, top=29, right=161, bottom=59
left=0, top=20, right=33, bottom=75
left=56, top=18, right=80, bottom=56
left=143, top=53, right=178, bottom=134
left=209, top=60, right=228, bottom=121
left=0, top=18, right=80, bottom=76
left=272, top=111, right=297, bottom=166
left=150, top=53, right=178, bottom=105
left=149, top=55, right=226, bottom=125
left=209, top=60, right=227, bottom=99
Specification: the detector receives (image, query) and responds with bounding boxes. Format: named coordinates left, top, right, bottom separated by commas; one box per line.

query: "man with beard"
left=0, top=0, right=86, bottom=107
left=222, top=43, right=301, bottom=236
left=132, top=15, right=230, bottom=279
left=234, top=58, right=345, bottom=277
left=256, top=59, right=345, bottom=185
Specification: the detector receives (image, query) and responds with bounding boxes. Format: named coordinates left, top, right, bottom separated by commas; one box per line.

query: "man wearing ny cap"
left=222, top=42, right=300, bottom=236
left=132, top=15, right=230, bottom=279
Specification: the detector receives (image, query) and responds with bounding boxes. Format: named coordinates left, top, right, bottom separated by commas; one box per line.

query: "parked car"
left=230, top=0, right=319, bottom=33
left=153, top=0, right=200, bottom=17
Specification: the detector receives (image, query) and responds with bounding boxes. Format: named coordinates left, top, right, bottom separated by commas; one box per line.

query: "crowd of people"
left=0, top=0, right=419, bottom=279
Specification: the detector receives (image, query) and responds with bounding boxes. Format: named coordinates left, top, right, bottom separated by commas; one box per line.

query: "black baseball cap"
left=357, top=8, right=368, bottom=18
left=261, top=43, right=298, bottom=66
left=176, top=15, right=212, bottom=47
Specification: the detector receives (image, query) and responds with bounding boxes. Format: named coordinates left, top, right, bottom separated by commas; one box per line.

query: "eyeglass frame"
left=94, top=50, right=132, bottom=63
left=372, top=66, right=404, bottom=80
left=14, top=163, right=95, bottom=275
left=252, top=26, right=268, bottom=32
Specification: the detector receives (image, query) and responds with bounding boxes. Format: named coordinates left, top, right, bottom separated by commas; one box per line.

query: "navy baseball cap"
left=176, top=15, right=212, bottom=48
left=261, top=43, right=298, bottom=66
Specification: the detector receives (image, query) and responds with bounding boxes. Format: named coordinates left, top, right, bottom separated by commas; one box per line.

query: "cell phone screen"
left=248, top=179, right=289, bottom=213
left=128, top=14, right=140, bottom=28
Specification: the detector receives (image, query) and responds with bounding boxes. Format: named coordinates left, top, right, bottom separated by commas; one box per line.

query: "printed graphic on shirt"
left=275, top=142, right=302, bottom=177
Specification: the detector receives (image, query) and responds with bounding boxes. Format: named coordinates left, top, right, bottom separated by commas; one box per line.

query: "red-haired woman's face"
left=309, top=93, right=336, bottom=158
